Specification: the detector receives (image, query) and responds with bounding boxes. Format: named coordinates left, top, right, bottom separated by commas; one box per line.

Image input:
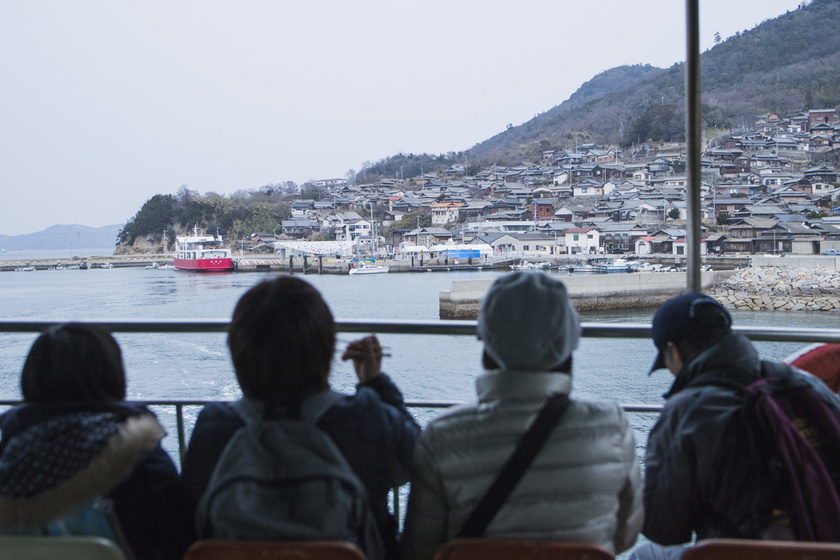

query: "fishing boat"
left=594, top=258, right=635, bottom=273
left=510, top=260, right=550, bottom=271
left=349, top=262, right=389, bottom=275
left=173, top=227, right=234, bottom=272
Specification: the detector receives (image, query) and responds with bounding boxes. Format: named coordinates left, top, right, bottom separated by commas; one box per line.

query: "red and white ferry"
left=173, top=227, right=234, bottom=272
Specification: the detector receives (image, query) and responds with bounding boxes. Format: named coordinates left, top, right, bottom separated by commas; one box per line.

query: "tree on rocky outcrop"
left=117, top=194, right=175, bottom=246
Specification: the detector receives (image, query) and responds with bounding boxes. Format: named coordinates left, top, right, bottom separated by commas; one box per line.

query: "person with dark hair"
left=634, top=292, right=840, bottom=560
left=182, top=276, right=420, bottom=559
left=401, top=272, right=643, bottom=560
left=0, top=322, right=192, bottom=560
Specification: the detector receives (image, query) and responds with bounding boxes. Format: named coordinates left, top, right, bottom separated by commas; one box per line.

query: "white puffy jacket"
left=401, top=370, right=643, bottom=560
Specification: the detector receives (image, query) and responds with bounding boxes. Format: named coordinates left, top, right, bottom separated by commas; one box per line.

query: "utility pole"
left=370, top=202, right=376, bottom=256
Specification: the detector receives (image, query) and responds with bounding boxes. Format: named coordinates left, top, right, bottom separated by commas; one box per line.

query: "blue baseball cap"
left=650, top=292, right=732, bottom=373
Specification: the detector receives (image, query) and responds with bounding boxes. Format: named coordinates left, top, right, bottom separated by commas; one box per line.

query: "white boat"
left=567, top=263, right=601, bottom=273
left=14, top=265, right=35, bottom=272
left=101, top=263, right=114, bottom=269
left=594, top=258, right=634, bottom=273
left=630, top=260, right=664, bottom=272
left=510, top=260, right=550, bottom=271
left=173, top=225, right=234, bottom=272
left=349, top=262, right=389, bottom=275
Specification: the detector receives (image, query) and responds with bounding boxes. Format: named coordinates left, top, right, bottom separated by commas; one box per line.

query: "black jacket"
left=643, top=334, right=840, bottom=545
left=182, top=374, right=420, bottom=559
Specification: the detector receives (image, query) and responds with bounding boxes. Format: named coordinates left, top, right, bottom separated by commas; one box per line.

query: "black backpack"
left=715, top=363, right=840, bottom=541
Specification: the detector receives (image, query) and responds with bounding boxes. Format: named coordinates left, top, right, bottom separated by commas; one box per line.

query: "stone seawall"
left=440, top=270, right=737, bottom=319
left=710, top=266, right=840, bottom=312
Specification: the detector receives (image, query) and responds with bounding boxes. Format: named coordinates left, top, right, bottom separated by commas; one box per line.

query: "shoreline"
left=439, top=263, right=840, bottom=317
left=439, top=270, right=738, bottom=318
left=710, top=265, right=840, bottom=312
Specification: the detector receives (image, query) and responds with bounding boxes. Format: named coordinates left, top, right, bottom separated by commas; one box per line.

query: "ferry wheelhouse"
left=173, top=229, right=234, bottom=272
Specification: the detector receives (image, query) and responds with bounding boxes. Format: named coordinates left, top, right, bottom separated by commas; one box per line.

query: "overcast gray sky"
left=1, top=0, right=805, bottom=236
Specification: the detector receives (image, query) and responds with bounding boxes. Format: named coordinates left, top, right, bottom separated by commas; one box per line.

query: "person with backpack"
left=400, top=272, right=643, bottom=560
left=181, top=277, right=420, bottom=560
left=634, top=292, right=840, bottom=560
left=0, top=323, right=193, bottom=560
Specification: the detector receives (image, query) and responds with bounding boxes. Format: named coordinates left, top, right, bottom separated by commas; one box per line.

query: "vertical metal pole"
left=176, top=403, right=187, bottom=465
left=686, top=0, right=702, bottom=292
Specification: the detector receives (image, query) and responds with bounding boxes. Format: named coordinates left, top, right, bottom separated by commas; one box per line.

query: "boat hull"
left=349, top=265, right=389, bottom=275
left=173, top=257, right=234, bottom=272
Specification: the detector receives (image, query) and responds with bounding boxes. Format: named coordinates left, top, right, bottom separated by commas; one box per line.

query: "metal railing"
left=3, top=317, right=839, bottom=522
left=3, top=318, right=840, bottom=463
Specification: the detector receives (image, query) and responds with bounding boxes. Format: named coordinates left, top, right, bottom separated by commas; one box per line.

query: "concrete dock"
left=439, top=270, right=738, bottom=318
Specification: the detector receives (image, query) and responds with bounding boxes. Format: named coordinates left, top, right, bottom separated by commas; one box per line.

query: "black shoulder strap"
left=457, top=394, right=571, bottom=538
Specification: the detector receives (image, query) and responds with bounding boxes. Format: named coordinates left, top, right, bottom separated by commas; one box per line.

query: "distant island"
left=0, top=224, right=123, bottom=252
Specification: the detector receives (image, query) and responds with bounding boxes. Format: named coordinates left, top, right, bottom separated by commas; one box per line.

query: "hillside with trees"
left=464, top=0, right=840, bottom=166
left=115, top=187, right=292, bottom=253
left=117, top=0, right=840, bottom=252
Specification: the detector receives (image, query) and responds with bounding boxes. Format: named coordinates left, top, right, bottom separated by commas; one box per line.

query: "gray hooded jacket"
left=401, top=370, right=643, bottom=560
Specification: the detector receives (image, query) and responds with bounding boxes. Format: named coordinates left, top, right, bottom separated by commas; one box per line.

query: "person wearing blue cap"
left=401, top=272, right=643, bottom=560
left=634, top=292, right=840, bottom=560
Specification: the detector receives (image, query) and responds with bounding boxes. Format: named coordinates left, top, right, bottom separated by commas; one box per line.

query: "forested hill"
left=451, top=0, right=840, bottom=166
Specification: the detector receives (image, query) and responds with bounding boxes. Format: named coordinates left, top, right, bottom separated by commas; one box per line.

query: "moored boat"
left=594, top=258, right=634, bottom=273
left=349, top=262, right=389, bottom=275
left=510, top=260, right=550, bottom=271
left=173, top=227, right=234, bottom=272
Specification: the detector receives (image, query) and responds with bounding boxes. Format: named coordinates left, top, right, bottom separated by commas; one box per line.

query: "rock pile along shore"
left=710, top=266, right=840, bottom=312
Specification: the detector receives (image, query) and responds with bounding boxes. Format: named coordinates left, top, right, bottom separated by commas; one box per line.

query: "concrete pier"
left=439, top=270, right=737, bottom=319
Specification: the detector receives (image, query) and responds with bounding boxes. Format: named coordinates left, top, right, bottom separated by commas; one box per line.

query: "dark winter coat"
left=182, top=374, right=420, bottom=559
left=0, top=401, right=193, bottom=560
left=643, top=334, right=840, bottom=545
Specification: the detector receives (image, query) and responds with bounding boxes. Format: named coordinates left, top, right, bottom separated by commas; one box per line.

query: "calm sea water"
left=1, top=265, right=838, bottom=465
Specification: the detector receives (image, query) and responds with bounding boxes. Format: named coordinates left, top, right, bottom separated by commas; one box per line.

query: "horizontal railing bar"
left=1, top=319, right=839, bottom=343
left=0, top=399, right=664, bottom=413
left=730, top=326, right=840, bottom=344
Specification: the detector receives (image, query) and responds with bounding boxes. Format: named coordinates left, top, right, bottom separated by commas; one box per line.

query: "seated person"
left=181, top=276, right=420, bottom=560
left=636, top=292, right=840, bottom=560
left=401, top=272, right=643, bottom=560
left=0, top=322, right=191, bottom=560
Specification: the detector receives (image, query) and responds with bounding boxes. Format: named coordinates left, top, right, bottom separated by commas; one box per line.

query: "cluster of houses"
left=250, top=109, right=840, bottom=260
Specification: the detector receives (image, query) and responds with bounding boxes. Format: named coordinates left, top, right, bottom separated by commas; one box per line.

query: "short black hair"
left=228, top=277, right=334, bottom=405
left=21, top=323, right=127, bottom=403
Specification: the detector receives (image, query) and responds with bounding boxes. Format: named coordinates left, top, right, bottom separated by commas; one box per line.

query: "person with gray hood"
left=400, top=272, right=643, bottom=560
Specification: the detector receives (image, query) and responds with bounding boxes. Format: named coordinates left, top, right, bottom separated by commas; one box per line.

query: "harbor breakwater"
left=439, top=270, right=737, bottom=319
left=710, top=265, right=840, bottom=312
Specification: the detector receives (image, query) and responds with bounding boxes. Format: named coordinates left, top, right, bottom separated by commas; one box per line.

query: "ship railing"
left=3, top=318, right=840, bottom=460
left=2, top=318, right=839, bottom=523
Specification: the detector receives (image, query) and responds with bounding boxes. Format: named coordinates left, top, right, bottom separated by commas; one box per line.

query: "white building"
left=564, top=227, right=600, bottom=254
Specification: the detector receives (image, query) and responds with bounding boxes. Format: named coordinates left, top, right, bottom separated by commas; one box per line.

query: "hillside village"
left=252, top=109, right=840, bottom=261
